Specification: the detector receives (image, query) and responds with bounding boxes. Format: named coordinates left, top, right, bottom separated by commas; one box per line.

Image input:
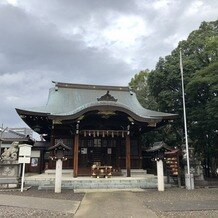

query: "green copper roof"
left=16, top=82, right=177, bottom=123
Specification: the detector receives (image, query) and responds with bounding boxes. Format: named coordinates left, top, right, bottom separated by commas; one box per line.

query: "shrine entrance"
left=16, top=82, right=177, bottom=177
left=78, top=137, right=118, bottom=168
left=77, top=135, right=122, bottom=176
left=75, top=131, right=142, bottom=176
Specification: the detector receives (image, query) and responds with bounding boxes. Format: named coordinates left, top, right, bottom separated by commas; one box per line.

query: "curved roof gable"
left=16, top=82, right=177, bottom=122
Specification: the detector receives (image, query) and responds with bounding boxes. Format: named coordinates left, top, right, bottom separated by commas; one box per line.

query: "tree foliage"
left=129, top=70, right=157, bottom=109
left=186, top=61, right=218, bottom=176
left=130, top=20, right=218, bottom=176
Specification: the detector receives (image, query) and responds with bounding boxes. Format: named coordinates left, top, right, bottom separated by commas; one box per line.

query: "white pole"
left=21, top=163, right=25, bottom=192
left=157, top=159, right=164, bottom=191
left=55, top=159, right=62, bottom=193
left=179, top=48, right=194, bottom=190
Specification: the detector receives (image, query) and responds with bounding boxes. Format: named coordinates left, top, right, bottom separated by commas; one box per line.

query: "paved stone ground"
left=0, top=187, right=217, bottom=217
left=0, top=187, right=84, bottom=217
left=0, top=187, right=84, bottom=200
left=0, top=194, right=80, bottom=213
left=75, top=191, right=157, bottom=218
left=135, top=187, right=218, bottom=218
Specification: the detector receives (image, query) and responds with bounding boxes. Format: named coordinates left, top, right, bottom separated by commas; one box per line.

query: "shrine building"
left=16, top=82, right=176, bottom=177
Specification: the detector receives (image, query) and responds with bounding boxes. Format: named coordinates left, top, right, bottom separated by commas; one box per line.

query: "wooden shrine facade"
left=48, top=130, right=142, bottom=177
left=16, top=82, right=176, bottom=177
left=47, top=112, right=143, bottom=177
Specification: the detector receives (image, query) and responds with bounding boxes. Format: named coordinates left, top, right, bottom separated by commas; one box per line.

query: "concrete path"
left=0, top=194, right=80, bottom=214
left=74, top=191, right=157, bottom=218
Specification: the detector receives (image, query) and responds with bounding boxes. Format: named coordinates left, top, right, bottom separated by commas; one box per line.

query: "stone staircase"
left=121, top=169, right=147, bottom=177
left=25, top=173, right=158, bottom=190
left=44, top=169, right=73, bottom=176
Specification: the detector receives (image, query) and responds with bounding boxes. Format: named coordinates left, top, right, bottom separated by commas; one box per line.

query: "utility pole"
left=179, top=48, right=194, bottom=190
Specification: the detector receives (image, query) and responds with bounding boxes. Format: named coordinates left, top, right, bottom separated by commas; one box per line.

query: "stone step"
left=121, top=169, right=147, bottom=176
left=44, top=169, right=73, bottom=176
left=26, top=175, right=158, bottom=190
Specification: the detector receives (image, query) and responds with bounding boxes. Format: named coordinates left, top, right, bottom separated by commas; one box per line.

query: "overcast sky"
left=0, top=0, right=217, bottom=130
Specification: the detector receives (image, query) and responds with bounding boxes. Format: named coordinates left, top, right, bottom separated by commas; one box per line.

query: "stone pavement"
left=74, top=191, right=158, bottom=218
left=0, top=187, right=217, bottom=217
left=147, top=199, right=218, bottom=212
left=0, top=194, right=80, bottom=215
left=135, top=187, right=218, bottom=217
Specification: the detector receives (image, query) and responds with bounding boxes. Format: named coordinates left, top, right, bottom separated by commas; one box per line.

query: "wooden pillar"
left=138, top=137, right=142, bottom=169
left=73, top=134, right=79, bottom=178
left=116, top=138, right=120, bottom=170
left=51, top=128, right=55, bottom=146
left=49, top=124, right=55, bottom=169
left=126, top=134, right=131, bottom=177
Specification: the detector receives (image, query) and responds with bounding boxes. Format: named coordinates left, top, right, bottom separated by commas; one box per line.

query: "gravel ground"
left=0, top=187, right=84, bottom=218
left=0, top=187, right=217, bottom=217
left=0, top=206, right=74, bottom=218
left=158, top=211, right=218, bottom=218
left=0, top=187, right=84, bottom=201
left=135, top=187, right=218, bottom=218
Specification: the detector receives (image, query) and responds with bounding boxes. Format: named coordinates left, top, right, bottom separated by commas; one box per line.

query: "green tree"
left=186, top=62, right=218, bottom=176
left=129, top=70, right=157, bottom=110
left=132, top=20, right=218, bottom=177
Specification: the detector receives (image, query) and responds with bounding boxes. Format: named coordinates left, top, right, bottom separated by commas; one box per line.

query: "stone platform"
left=25, top=172, right=158, bottom=190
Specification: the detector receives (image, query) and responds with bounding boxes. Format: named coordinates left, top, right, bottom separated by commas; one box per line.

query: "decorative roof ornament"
left=146, top=141, right=172, bottom=152
left=48, top=139, right=71, bottom=151
left=97, top=91, right=117, bottom=102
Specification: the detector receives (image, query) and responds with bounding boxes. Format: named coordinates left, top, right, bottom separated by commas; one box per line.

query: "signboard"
left=165, top=149, right=182, bottom=187
left=107, top=148, right=112, bottom=154
left=164, top=149, right=181, bottom=177
left=31, top=150, right=40, bottom=158
left=19, top=144, right=32, bottom=157
left=18, top=144, right=32, bottom=193
left=81, top=148, right=87, bottom=154
left=165, top=157, right=179, bottom=176
left=18, top=157, right=31, bottom=164
left=31, top=157, right=38, bottom=167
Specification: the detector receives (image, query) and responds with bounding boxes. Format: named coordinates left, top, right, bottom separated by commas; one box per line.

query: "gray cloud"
left=0, top=0, right=217, bottom=130
left=0, top=4, right=132, bottom=78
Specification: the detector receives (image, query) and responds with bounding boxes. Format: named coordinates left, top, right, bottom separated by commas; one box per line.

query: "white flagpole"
left=179, top=48, right=194, bottom=190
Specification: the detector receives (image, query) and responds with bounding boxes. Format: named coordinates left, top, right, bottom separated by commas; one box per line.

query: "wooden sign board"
left=81, top=148, right=87, bottom=154
left=18, top=157, right=31, bottom=164
left=19, top=144, right=32, bottom=157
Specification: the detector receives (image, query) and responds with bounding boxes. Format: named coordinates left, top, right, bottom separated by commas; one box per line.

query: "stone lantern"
left=48, top=140, right=71, bottom=193
left=146, top=141, right=172, bottom=191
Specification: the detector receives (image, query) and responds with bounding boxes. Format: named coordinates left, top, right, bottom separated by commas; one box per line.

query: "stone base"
left=0, top=160, right=20, bottom=186
left=25, top=174, right=158, bottom=190
left=44, top=169, right=73, bottom=176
